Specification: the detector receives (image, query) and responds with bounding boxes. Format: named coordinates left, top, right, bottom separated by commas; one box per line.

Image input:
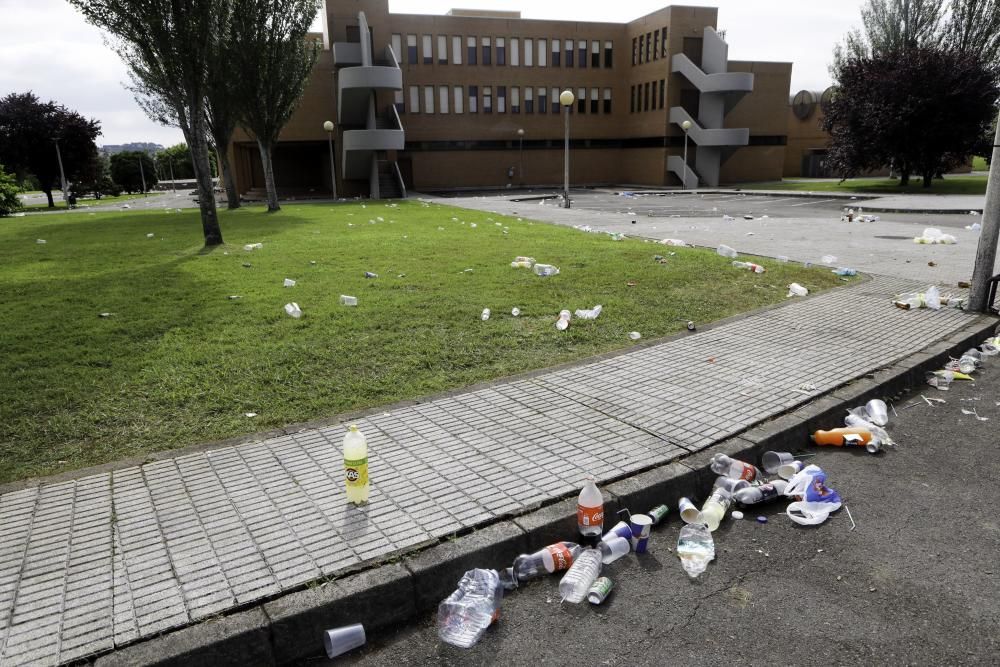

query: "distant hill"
left=100, top=142, right=164, bottom=156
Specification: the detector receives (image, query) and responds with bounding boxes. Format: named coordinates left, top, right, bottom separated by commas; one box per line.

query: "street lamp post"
left=323, top=120, right=337, bottom=200
left=681, top=119, right=692, bottom=189
left=517, top=128, right=524, bottom=187
left=168, top=155, right=176, bottom=193
left=559, top=90, right=575, bottom=208
left=53, top=139, right=68, bottom=207
left=138, top=155, right=147, bottom=195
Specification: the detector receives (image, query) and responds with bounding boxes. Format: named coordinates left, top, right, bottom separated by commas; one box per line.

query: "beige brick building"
left=228, top=1, right=794, bottom=198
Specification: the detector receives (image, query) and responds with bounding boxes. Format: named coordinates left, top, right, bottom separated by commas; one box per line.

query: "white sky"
left=0, top=0, right=863, bottom=146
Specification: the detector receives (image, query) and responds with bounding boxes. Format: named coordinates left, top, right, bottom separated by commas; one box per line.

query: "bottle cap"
left=348, top=424, right=359, bottom=432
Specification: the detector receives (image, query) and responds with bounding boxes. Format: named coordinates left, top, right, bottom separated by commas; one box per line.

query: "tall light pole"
left=681, top=119, right=692, bottom=189
left=559, top=90, right=575, bottom=208
left=138, top=154, right=147, bottom=195
left=323, top=120, right=337, bottom=200
left=168, top=155, right=176, bottom=193
left=53, top=139, right=68, bottom=207
left=517, top=128, right=524, bottom=187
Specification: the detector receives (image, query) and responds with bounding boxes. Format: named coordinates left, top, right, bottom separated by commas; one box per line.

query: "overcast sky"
left=0, top=0, right=863, bottom=147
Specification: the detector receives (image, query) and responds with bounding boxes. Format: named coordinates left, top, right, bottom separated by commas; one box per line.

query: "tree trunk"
left=256, top=138, right=280, bottom=212
left=922, top=173, right=933, bottom=188
left=43, top=188, right=54, bottom=208
left=184, top=120, right=224, bottom=246
left=219, top=151, right=240, bottom=210
left=900, top=170, right=910, bottom=186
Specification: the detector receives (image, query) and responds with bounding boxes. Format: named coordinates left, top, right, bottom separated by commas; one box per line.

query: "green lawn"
left=21, top=192, right=154, bottom=211
left=744, top=175, right=987, bottom=195
left=0, top=202, right=851, bottom=483
left=972, top=156, right=988, bottom=171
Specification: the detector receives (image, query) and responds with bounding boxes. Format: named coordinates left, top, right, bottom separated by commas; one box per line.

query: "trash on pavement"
left=677, top=523, right=715, bottom=578
left=660, top=239, right=688, bottom=246
left=587, top=577, right=614, bottom=605
left=961, top=408, right=989, bottom=421
left=821, top=255, right=837, bottom=265
left=438, top=569, right=504, bottom=648
left=340, top=295, right=358, bottom=306
left=599, top=537, right=630, bottom=564
left=926, top=369, right=972, bottom=390
left=812, top=427, right=879, bottom=454
left=629, top=514, right=653, bottom=553
left=533, top=263, right=560, bottom=277
left=283, top=278, right=296, bottom=287
left=711, top=453, right=762, bottom=482
left=743, top=214, right=754, bottom=220
left=283, top=302, right=302, bottom=319
left=648, top=504, right=669, bottom=525
left=513, top=542, right=582, bottom=583
left=343, top=425, right=369, bottom=504
left=481, top=308, right=491, bottom=321
left=966, top=222, right=982, bottom=231
left=678, top=497, right=700, bottom=523
left=699, top=487, right=733, bottom=532
left=717, top=244, right=738, bottom=258
left=628, top=331, right=641, bottom=340
left=577, top=479, right=604, bottom=539
left=914, top=228, right=957, bottom=244
left=574, top=305, right=603, bottom=320
left=731, top=510, right=744, bottom=520
left=733, top=261, right=765, bottom=273
left=761, top=450, right=813, bottom=475
left=784, top=465, right=843, bottom=526
left=735, top=481, right=788, bottom=505
left=559, top=548, right=603, bottom=603
left=323, top=623, right=366, bottom=659
left=787, top=283, right=809, bottom=297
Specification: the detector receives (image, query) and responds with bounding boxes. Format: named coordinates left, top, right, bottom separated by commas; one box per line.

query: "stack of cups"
left=600, top=520, right=633, bottom=564
left=762, top=451, right=808, bottom=480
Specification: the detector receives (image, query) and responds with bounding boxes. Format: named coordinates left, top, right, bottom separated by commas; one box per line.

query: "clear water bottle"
left=438, top=569, right=503, bottom=648
left=677, top=523, right=715, bottom=578
left=558, top=548, right=602, bottom=603
left=512, top=542, right=581, bottom=582
left=734, top=481, right=788, bottom=505
left=713, top=475, right=750, bottom=493
left=710, top=454, right=761, bottom=482
left=577, top=479, right=604, bottom=539
left=698, top=487, right=732, bottom=532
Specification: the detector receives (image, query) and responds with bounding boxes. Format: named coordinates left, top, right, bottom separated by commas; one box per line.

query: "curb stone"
left=78, top=313, right=998, bottom=665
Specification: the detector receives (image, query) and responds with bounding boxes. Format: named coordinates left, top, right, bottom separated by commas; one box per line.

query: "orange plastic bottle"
left=811, top=427, right=873, bottom=446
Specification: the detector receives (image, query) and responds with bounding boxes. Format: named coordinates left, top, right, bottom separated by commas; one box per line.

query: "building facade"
left=228, top=2, right=794, bottom=198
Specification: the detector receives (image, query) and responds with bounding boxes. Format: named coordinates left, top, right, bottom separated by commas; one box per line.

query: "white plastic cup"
left=778, top=460, right=805, bottom=480
left=603, top=520, right=634, bottom=542
left=762, top=451, right=794, bottom=475
left=323, top=623, right=366, bottom=659
left=865, top=399, right=888, bottom=426
left=599, top=535, right=630, bottom=564
left=340, top=295, right=358, bottom=306
left=678, top=497, right=700, bottom=524
left=283, top=278, right=296, bottom=287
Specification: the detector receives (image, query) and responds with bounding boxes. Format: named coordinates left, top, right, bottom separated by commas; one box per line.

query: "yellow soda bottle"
left=343, top=425, right=369, bottom=504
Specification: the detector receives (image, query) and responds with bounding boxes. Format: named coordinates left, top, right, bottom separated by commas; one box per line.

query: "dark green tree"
left=155, top=143, right=216, bottom=181
left=0, top=92, right=101, bottom=208
left=232, top=0, right=320, bottom=212
left=205, top=3, right=243, bottom=210
left=71, top=153, right=120, bottom=199
left=69, top=0, right=224, bottom=245
left=0, top=164, right=22, bottom=216
left=109, top=151, right=158, bottom=193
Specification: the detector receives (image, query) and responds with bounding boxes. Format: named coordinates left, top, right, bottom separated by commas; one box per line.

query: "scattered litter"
left=242, top=262, right=252, bottom=268
left=731, top=510, right=744, bottom=520
left=555, top=310, right=571, bottom=331
left=756, top=516, right=768, bottom=524
left=787, top=283, right=809, bottom=297
left=559, top=548, right=603, bottom=603
left=310, top=261, right=317, bottom=265
left=733, top=261, right=765, bottom=273
left=677, top=524, right=715, bottom=578
left=626, top=280, right=637, bottom=287
left=364, top=271, right=378, bottom=279
left=629, top=331, right=642, bottom=340
left=340, top=295, right=358, bottom=306
left=914, top=228, right=957, bottom=244
left=812, top=427, right=880, bottom=454
left=961, top=408, right=989, bottom=421
left=481, top=308, right=491, bottom=321
left=574, top=305, right=603, bottom=320
left=99, top=312, right=112, bottom=318
left=36, top=239, right=46, bottom=244
left=587, top=577, right=614, bottom=605
left=832, top=267, right=857, bottom=276
left=245, top=412, right=258, bottom=418
left=511, top=307, right=521, bottom=317
left=784, top=465, right=842, bottom=526
left=227, top=295, right=241, bottom=300
left=743, top=214, right=754, bottom=220
left=965, top=222, right=981, bottom=231
left=717, top=244, right=738, bottom=258
left=533, top=264, right=560, bottom=277
left=244, top=243, right=263, bottom=251
left=438, top=569, right=503, bottom=648
left=146, top=233, right=154, bottom=238
left=723, top=214, right=736, bottom=221
left=462, top=268, right=473, bottom=273
left=470, top=223, right=477, bottom=228
left=284, top=302, right=302, bottom=319
left=893, top=286, right=945, bottom=310
left=511, top=256, right=536, bottom=268
left=660, top=239, right=687, bottom=246
left=283, top=278, right=296, bottom=287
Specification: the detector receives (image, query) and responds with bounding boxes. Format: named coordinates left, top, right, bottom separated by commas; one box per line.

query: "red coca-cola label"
left=739, top=464, right=757, bottom=481
left=545, top=543, right=575, bottom=571
left=577, top=503, right=604, bottom=529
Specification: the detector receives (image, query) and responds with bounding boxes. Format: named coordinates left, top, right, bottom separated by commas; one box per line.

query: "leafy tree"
left=232, top=0, right=320, bottom=212
left=0, top=164, right=22, bottom=217
left=69, top=0, right=224, bottom=245
left=109, top=151, right=157, bottom=193
left=0, top=92, right=101, bottom=208
left=943, top=0, right=1000, bottom=68
left=205, top=6, right=243, bottom=210
left=155, top=143, right=216, bottom=181
left=71, top=154, right=121, bottom=199
left=824, top=47, right=999, bottom=187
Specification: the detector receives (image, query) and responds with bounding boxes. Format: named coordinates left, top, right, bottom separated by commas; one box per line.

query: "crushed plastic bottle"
left=734, top=481, right=788, bottom=505
left=575, top=305, right=603, bottom=320
left=512, top=542, right=582, bottom=583
left=283, top=302, right=302, bottom=319
left=710, top=453, right=762, bottom=482
left=340, top=295, right=358, bottom=306
left=533, top=264, right=560, bottom=277
left=833, top=267, right=858, bottom=276
left=558, top=548, right=602, bottom=603
left=677, top=523, right=715, bottom=578
left=787, top=283, right=809, bottom=297
left=716, top=244, right=738, bottom=258
left=732, top=261, right=765, bottom=273
left=713, top=476, right=751, bottom=494
left=481, top=308, right=491, bottom=321
left=438, top=569, right=503, bottom=648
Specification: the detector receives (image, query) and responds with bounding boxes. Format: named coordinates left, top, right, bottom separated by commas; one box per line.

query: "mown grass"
left=0, top=201, right=851, bottom=483
left=745, top=175, right=987, bottom=195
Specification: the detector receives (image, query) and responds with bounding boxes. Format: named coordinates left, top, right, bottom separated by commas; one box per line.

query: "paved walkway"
left=0, top=199, right=993, bottom=665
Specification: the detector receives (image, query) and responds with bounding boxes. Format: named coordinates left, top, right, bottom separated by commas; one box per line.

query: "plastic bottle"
left=577, top=479, right=604, bottom=539
left=734, top=481, right=788, bottom=505
left=710, top=453, right=761, bottom=482
left=343, top=425, right=369, bottom=504
left=713, top=476, right=750, bottom=494
left=511, top=542, right=582, bottom=582
left=958, top=354, right=979, bottom=374
left=533, top=263, right=560, bottom=276
left=558, top=548, right=602, bottom=603
left=481, top=308, right=491, bottom=321
left=717, top=244, right=738, bottom=258
left=732, top=261, right=765, bottom=273
left=811, top=427, right=872, bottom=447
left=677, top=523, right=715, bottom=578
left=438, top=569, right=503, bottom=648
left=833, top=267, right=858, bottom=276
left=698, top=487, right=732, bottom=532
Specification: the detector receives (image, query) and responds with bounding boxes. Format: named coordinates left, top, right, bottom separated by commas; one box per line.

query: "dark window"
left=591, top=42, right=600, bottom=68
left=483, top=88, right=492, bottom=113
left=638, top=35, right=644, bottom=64
left=552, top=96, right=559, bottom=114
left=469, top=85, right=478, bottom=113
left=578, top=96, right=586, bottom=113
left=659, top=78, right=665, bottom=109
left=525, top=98, right=533, bottom=113
left=650, top=81, right=657, bottom=110
left=645, top=32, right=652, bottom=62
left=497, top=43, right=506, bottom=65
left=661, top=27, right=668, bottom=58
left=631, top=37, right=637, bottom=65
left=468, top=41, right=477, bottom=65
left=552, top=49, right=560, bottom=67
left=590, top=97, right=598, bottom=114
left=408, top=45, right=417, bottom=63
left=644, top=82, right=650, bottom=111
left=605, top=42, right=613, bottom=68
left=603, top=94, right=611, bottom=114
left=653, top=31, right=659, bottom=60
left=538, top=89, right=547, bottom=114
left=482, top=43, right=491, bottom=65
left=630, top=85, right=635, bottom=113
left=566, top=44, right=573, bottom=67
left=580, top=44, right=587, bottom=68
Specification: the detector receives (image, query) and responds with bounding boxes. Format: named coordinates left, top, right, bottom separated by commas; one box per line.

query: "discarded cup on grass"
left=511, top=307, right=521, bottom=317
left=244, top=242, right=263, bottom=251
left=629, top=331, right=641, bottom=340
left=323, top=623, right=366, bottom=659
left=787, top=283, right=808, bottom=297
left=283, top=278, right=296, bottom=287
left=340, top=295, right=358, bottom=306
left=481, top=308, right=491, bottom=321
left=678, top=497, right=700, bottom=523
left=283, top=302, right=302, bottom=319
left=575, top=305, right=603, bottom=320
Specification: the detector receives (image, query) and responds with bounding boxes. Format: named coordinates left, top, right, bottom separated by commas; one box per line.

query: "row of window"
left=630, top=80, right=667, bottom=113
left=632, top=27, right=668, bottom=65
left=393, top=35, right=614, bottom=69
left=397, top=85, right=613, bottom=115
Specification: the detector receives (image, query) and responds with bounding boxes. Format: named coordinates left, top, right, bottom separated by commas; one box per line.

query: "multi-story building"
left=227, top=1, right=794, bottom=199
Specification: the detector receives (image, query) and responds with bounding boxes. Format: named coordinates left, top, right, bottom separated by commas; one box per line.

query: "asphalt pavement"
left=337, top=344, right=1000, bottom=666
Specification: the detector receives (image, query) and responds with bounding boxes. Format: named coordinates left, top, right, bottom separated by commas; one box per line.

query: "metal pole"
left=969, top=108, right=1000, bottom=312
left=327, top=131, right=337, bottom=200
left=138, top=155, right=147, bottom=195
left=683, top=130, right=689, bottom=187
left=563, top=105, right=570, bottom=209
left=54, top=140, right=68, bottom=207
left=168, top=157, right=176, bottom=193
left=519, top=136, right=524, bottom=187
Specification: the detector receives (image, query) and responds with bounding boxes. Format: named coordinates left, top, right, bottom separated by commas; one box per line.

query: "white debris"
left=283, top=303, right=302, bottom=318
left=245, top=412, right=258, bottom=417
left=283, top=278, right=296, bottom=287
left=36, top=239, right=46, bottom=244
left=914, top=228, right=957, bottom=244
left=244, top=243, right=263, bottom=251
left=146, top=233, right=154, bottom=238
left=574, top=305, right=603, bottom=320
left=821, top=255, right=837, bottom=265
left=629, top=331, right=642, bottom=340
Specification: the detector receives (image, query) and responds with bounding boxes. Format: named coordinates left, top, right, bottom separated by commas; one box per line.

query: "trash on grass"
left=283, top=278, right=296, bottom=287
left=833, top=267, right=857, bottom=276
left=36, top=239, right=46, bottom=244
left=787, top=283, right=809, bottom=297
left=244, top=243, right=263, bottom=251
left=717, top=244, right=738, bottom=258
left=364, top=271, right=378, bottom=279
left=574, top=305, right=603, bottom=320
left=438, top=569, right=503, bottom=648
left=628, top=331, right=642, bottom=340
left=677, top=523, right=715, bottom=578
left=283, top=302, right=302, bottom=318
left=733, top=261, right=765, bottom=273
left=146, top=233, right=154, bottom=238
left=481, top=308, right=491, bottom=321
left=511, top=307, right=521, bottom=317
left=340, top=295, right=358, bottom=306
left=510, top=256, right=536, bottom=268
left=533, top=263, right=560, bottom=277
left=660, top=239, right=688, bottom=246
